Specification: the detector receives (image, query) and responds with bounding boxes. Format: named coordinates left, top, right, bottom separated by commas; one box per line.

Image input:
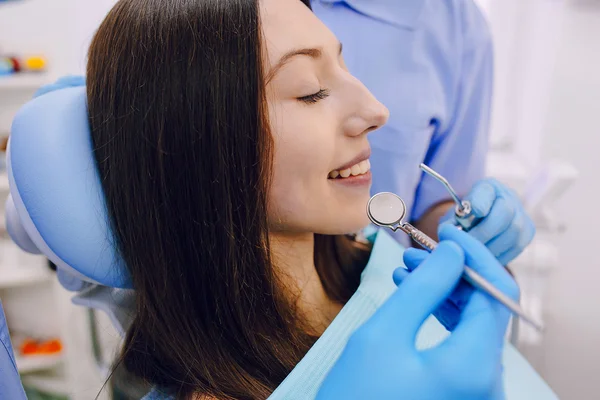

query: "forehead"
left=259, top=0, right=332, bottom=68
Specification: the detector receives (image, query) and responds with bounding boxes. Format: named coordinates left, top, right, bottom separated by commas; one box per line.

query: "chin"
left=319, top=214, right=371, bottom=236
left=270, top=195, right=372, bottom=235
left=337, top=199, right=371, bottom=233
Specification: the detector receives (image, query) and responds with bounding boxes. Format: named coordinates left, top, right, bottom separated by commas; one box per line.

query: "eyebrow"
left=266, top=42, right=343, bottom=83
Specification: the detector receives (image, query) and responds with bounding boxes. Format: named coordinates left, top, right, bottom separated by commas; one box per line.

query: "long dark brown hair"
left=87, top=0, right=370, bottom=398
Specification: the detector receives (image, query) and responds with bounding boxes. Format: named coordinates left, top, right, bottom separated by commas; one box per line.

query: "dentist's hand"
left=316, top=226, right=518, bottom=400
left=441, top=178, right=536, bottom=266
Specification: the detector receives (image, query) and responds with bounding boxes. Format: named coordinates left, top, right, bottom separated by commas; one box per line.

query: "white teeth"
left=329, top=159, right=371, bottom=179
left=358, top=160, right=369, bottom=174
left=339, top=168, right=352, bottom=178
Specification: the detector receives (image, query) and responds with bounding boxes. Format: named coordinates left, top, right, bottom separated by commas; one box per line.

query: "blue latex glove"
left=430, top=179, right=532, bottom=331
left=403, top=246, right=471, bottom=331
left=34, top=75, right=85, bottom=98
left=316, top=225, right=519, bottom=400
left=441, top=178, right=536, bottom=266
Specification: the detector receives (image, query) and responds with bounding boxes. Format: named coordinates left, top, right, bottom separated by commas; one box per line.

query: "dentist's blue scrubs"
left=313, top=0, right=492, bottom=246
left=0, top=303, right=27, bottom=399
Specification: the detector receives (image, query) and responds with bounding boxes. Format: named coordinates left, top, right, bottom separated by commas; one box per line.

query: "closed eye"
left=297, top=88, right=330, bottom=104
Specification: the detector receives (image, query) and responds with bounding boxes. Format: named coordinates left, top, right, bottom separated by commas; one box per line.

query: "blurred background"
left=0, top=0, right=598, bottom=399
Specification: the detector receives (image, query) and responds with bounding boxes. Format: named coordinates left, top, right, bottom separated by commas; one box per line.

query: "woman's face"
left=261, top=0, right=389, bottom=235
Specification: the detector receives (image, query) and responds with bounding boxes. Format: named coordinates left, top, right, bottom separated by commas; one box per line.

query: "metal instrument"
left=419, top=163, right=480, bottom=230
left=367, top=191, right=543, bottom=332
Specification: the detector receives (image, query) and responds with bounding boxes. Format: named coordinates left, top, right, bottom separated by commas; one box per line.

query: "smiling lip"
left=332, top=148, right=372, bottom=172
left=329, top=170, right=372, bottom=187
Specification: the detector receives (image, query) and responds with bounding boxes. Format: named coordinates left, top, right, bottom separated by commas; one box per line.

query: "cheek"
left=267, top=106, right=331, bottom=229
left=268, top=173, right=372, bottom=234
left=266, top=102, right=371, bottom=234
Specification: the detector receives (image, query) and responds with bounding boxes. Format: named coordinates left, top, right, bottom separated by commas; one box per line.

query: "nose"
left=342, top=77, right=389, bottom=137
left=362, top=98, right=389, bottom=134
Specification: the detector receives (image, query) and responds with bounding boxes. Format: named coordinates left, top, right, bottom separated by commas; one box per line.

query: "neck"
left=269, top=231, right=342, bottom=336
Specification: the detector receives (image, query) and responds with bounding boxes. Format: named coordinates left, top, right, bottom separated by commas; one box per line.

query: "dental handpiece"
left=419, top=163, right=481, bottom=231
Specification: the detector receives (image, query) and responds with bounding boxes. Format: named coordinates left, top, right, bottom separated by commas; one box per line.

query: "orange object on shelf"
left=20, top=339, right=38, bottom=355
left=18, top=338, right=63, bottom=356
left=37, top=339, right=62, bottom=354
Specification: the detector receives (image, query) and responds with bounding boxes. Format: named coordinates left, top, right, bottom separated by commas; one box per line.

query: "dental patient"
left=70, top=0, right=554, bottom=399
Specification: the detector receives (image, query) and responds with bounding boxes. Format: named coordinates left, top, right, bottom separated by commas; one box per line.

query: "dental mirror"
left=367, top=192, right=406, bottom=229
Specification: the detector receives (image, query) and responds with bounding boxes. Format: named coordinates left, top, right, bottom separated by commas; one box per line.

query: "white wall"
left=0, top=0, right=118, bottom=134
left=536, top=3, right=600, bottom=398
left=481, top=1, right=600, bottom=399
left=0, top=0, right=118, bottom=75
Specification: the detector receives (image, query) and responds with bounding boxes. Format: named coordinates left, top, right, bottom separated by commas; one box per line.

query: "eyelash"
left=297, top=88, right=330, bottom=104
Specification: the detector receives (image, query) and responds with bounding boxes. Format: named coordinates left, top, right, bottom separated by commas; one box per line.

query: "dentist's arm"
left=412, top=1, right=493, bottom=242
left=317, top=226, right=518, bottom=400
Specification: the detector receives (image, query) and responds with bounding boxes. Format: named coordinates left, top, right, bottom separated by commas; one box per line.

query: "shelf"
left=22, top=372, right=69, bottom=395
left=0, top=240, right=51, bottom=288
left=0, top=74, right=51, bottom=91
left=16, top=353, right=63, bottom=374
left=0, top=265, right=51, bottom=288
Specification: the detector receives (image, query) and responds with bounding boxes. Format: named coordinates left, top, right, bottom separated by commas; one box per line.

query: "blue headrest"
left=6, top=86, right=132, bottom=288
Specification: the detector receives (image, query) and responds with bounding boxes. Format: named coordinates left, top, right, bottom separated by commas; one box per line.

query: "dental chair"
left=4, top=83, right=138, bottom=396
